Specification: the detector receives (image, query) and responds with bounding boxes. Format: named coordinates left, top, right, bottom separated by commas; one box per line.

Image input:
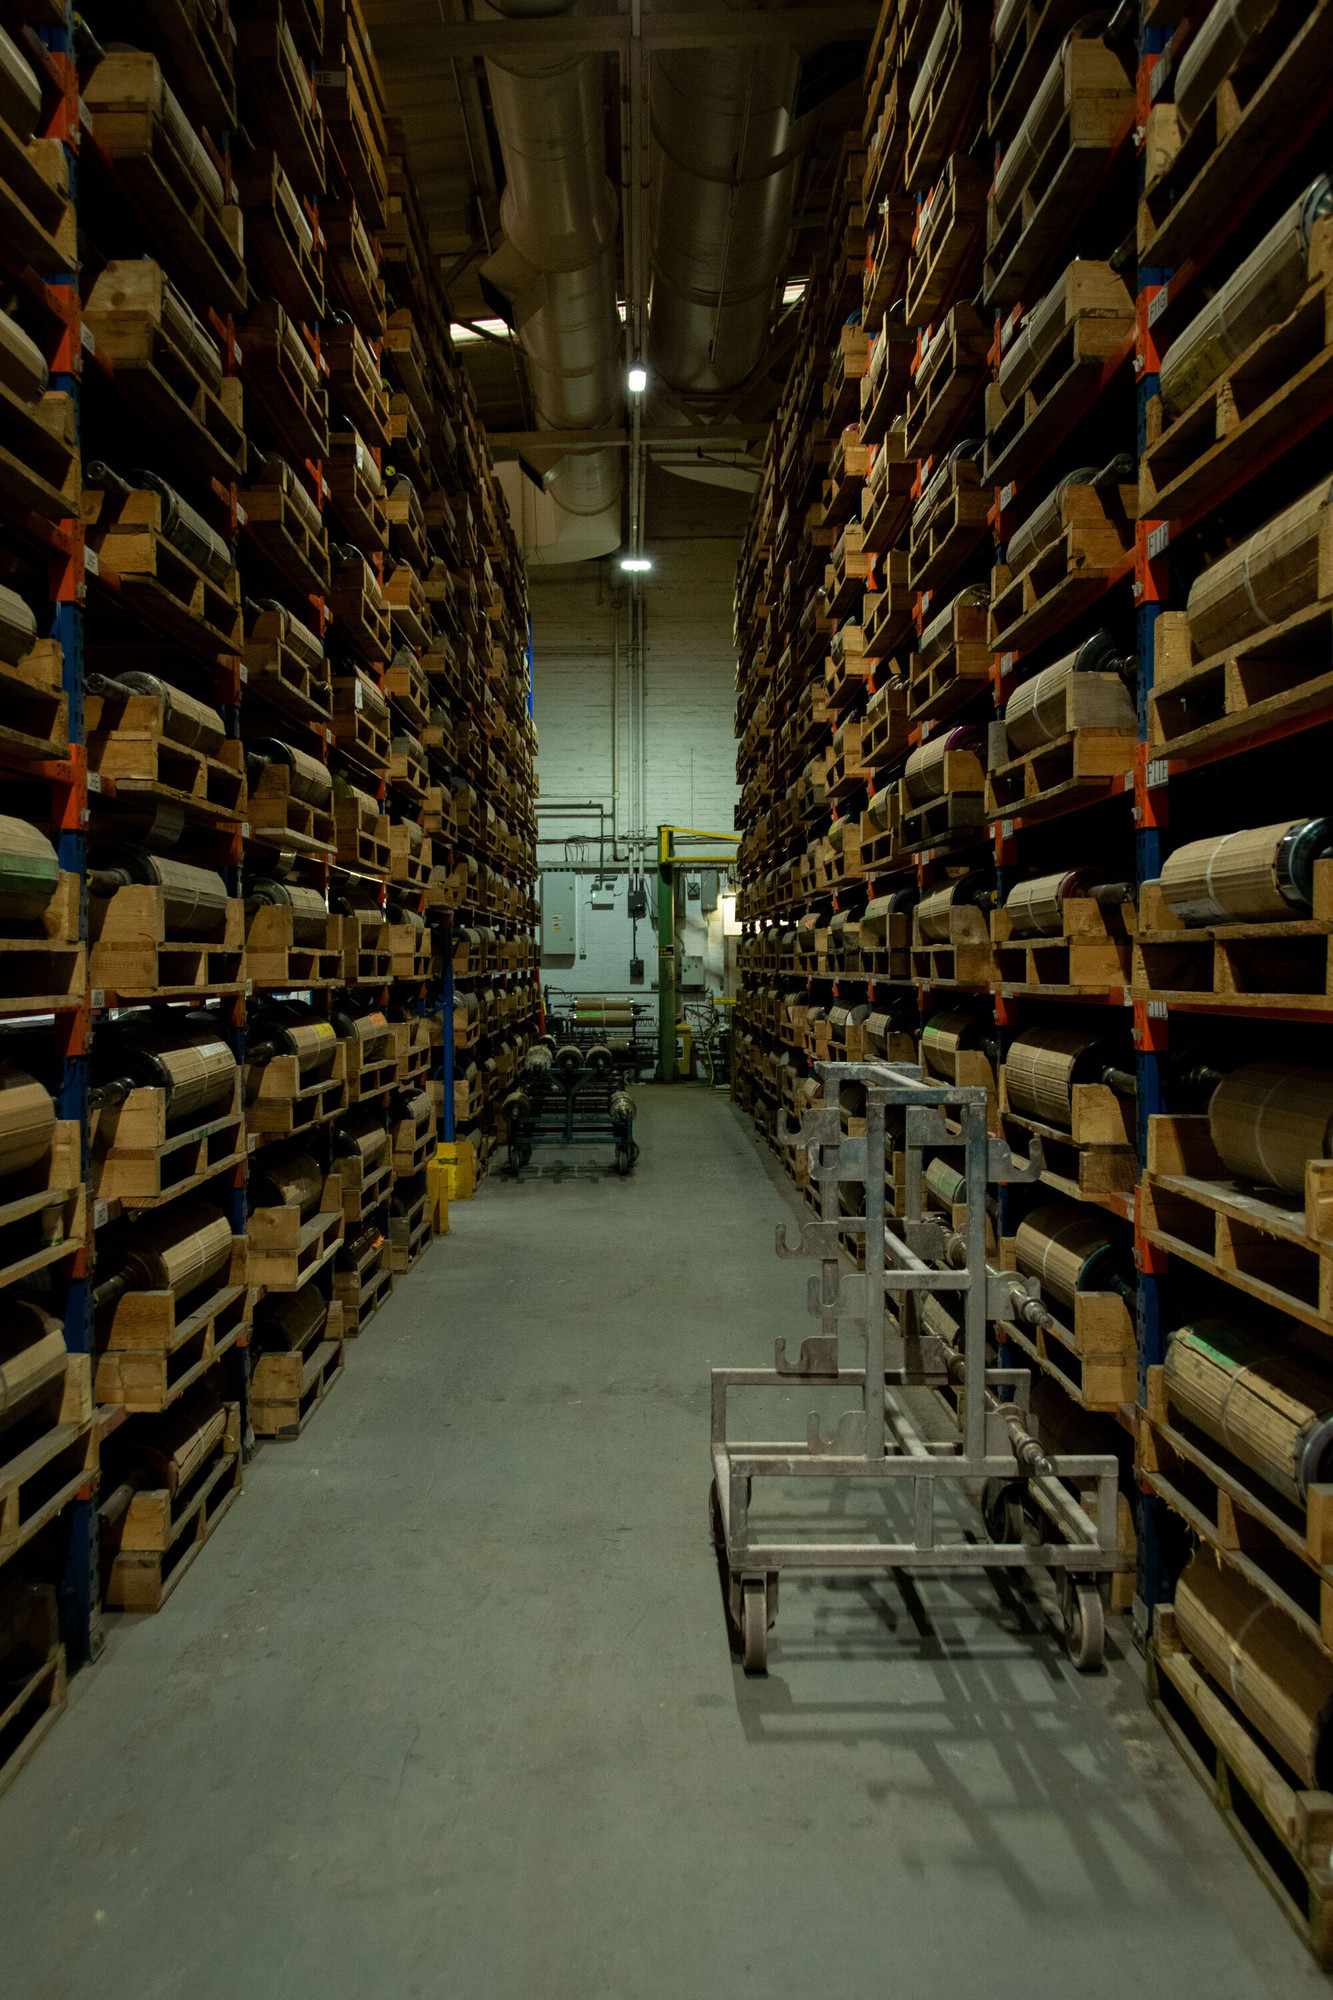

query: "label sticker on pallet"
left=1147, top=523, right=1170, bottom=559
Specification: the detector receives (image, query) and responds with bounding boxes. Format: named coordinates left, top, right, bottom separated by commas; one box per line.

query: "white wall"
left=530, top=466, right=748, bottom=989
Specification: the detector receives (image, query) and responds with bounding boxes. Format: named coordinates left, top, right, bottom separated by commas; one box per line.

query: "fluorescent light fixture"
left=627, top=364, right=647, bottom=393
left=449, top=317, right=510, bottom=345
left=620, top=556, right=652, bottom=573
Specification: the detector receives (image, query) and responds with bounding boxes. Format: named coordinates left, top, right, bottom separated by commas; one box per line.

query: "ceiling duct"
left=479, top=0, right=623, bottom=564
left=647, top=0, right=811, bottom=399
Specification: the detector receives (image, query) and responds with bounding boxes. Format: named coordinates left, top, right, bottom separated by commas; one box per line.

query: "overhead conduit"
left=479, top=0, right=623, bottom=564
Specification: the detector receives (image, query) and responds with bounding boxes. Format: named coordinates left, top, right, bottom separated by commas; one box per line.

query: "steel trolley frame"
left=710, top=1061, right=1120, bottom=1672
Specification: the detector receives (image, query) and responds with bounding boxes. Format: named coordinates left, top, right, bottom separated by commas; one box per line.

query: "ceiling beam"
left=487, top=425, right=769, bottom=452
left=366, top=6, right=878, bottom=61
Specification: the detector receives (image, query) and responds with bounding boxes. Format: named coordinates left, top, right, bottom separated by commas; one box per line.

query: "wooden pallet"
left=91, top=1081, right=246, bottom=1207
left=0, top=94, right=75, bottom=280
left=0, top=1647, right=67, bottom=1806
left=324, top=319, right=390, bottom=447
left=330, top=552, right=392, bottom=667
left=245, top=908, right=344, bottom=991
left=908, top=460, right=991, bottom=595
left=83, top=262, right=245, bottom=482
left=250, top=1325, right=345, bottom=1440
left=992, top=894, right=1134, bottom=994
left=0, top=1354, right=95, bottom=1565
left=242, top=605, right=331, bottom=725
left=984, top=38, right=1134, bottom=308
left=1133, top=874, right=1333, bottom=1012
left=1144, top=266, right=1333, bottom=524
left=909, top=591, right=991, bottom=725
left=986, top=263, right=1134, bottom=489
left=95, top=1274, right=250, bottom=1415
left=86, top=691, right=246, bottom=822
left=246, top=1053, right=349, bottom=1139
left=1137, top=0, right=1333, bottom=274
left=236, top=17, right=324, bottom=197
left=0, top=636, right=67, bottom=761
left=988, top=479, right=1136, bottom=654
left=242, top=471, right=331, bottom=598
left=334, top=792, right=391, bottom=874
left=986, top=723, right=1135, bottom=823
left=101, top=1403, right=242, bottom=1613
left=1141, top=1373, right=1333, bottom=1659
left=334, top=1258, right=393, bottom=1335
left=84, top=53, right=246, bottom=314
left=346, top=1049, right=398, bottom=1107
left=247, top=1204, right=343, bottom=1294
left=999, top=1285, right=1135, bottom=1412
left=1148, top=1615, right=1333, bottom=1968
left=89, top=887, right=244, bottom=1001
left=905, top=301, right=990, bottom=460
left=235, top=147, right=323, bottom=322
left=905, top=154, right=988, bottom=327
left=1147, top=597, right=1333, bottom=762
left=318, top=51, right=388, bottom=228
left=1143, top=1118, right=1333, bottom=1336
left=85, top=486, right=243, bottom=655
left=0, top=369, right=79, bottom=526
left=387, top=1186, right=431, bottom=1272
left=245, top=763, right=336, bottom=864
left=903, top=0, right=988, bottom=190
left=987, top=0, right=1088, bottom=147
left=138, top=0, right=236, bottom=129
left=240, top=299, right=329, bottom=463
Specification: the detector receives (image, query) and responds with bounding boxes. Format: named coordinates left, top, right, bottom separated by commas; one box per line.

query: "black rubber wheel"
left=982, top=1477, right=1026, bottom=1545
left=1064, top=1580, right=1106, bottom=1673
left=741, top=1579, right=768, bottom=1674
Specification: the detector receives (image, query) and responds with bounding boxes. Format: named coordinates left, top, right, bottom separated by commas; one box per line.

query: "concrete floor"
left=0, top=1086, right=1330, bottom=2000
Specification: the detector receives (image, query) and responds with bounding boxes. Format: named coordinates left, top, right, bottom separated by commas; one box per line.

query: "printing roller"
left=87, top=670, right=226, bottom=757
left=903, top=726, right=984, bottom=804
left=1004, top=1027, right=1136, bottom=1127
left=915, top=870, right=996, bottom=942
left=393, top=1089, right=432, bottom=1138
left=1159, top=818, right=1333, bottom=925
left=0, top=304, right=48, bottom=405
left=1014, top=1200, right=1133, bottom=1308
left=250, top=1149, right=324, bottom=1218
left=91, top=1014, right=236, bottom=1125
left=1186, top=479, right=1333, bottom=656
left=1165, top=1316, right=1333, bottom=1505
left=245, top=877, right=330, bottom=943
left=1174, top=1550, right=1333, bottom=1789
left=331, top=1004, right=392, bottom=1059
left=249, top=599, right=324, bottom=671
left=86, top=463, right=234, bottom=587
left=0, top=1302, right=65, bottom=1434
left=88, top=846, right=229, bottom=939
left=0, top=817, right=59, bottom=926
left=0, top=583, right=36, bottom=669
left=1161, top=178, right=1333, bottom=418
left=1173, top=0, right=1282, bottom=134
left=0, top=1066, right=55, bottom=1180
left=334, top=1111, right=389, bottom=1172
left=920, top=1009, right=993, bottom=1081
left=1003, top=630, right=1134, bottom=752
left=0, top=22, right=41, bottom=143
left=925, top=1157, right=965, bottom=1209
left=92, top=1199, right=232, bottom=1309
left=246, top=737, right=333, bottom=807
left=993, top=28, right=1100, bottom=220
left=247, top=1001, right=340, bottom=1078
left=254, top=1280, right=327, bottom=1353
left=1206, top=1062, right=1333, bottom=1196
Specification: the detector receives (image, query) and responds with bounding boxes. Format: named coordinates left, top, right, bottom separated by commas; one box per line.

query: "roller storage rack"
left=0, top=0, right=537, bottom=1790
left=736, top=0, right=1333, bottom=1965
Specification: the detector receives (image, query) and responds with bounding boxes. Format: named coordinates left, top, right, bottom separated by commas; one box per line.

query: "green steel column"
left=657, top=828, right=676, bottom=1081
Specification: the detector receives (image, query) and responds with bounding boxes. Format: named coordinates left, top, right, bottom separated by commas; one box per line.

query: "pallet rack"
left=733, top=0, right=1333, bottom=1961
left=0, top=0, right=537, bottom=1797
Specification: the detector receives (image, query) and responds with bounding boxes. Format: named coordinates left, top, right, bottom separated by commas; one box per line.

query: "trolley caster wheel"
left=518, top=1143, right=532, bottom=1168
left=615, top=1147, right=631, bottom=1176
left=708, top=1477, right=724, bottom=1553
left=741, top=1578, right=768, bottom=1675
left=1062, top=1579, right=1105, bottom=1673
left=982, top=1477, right=1026, bottom=1545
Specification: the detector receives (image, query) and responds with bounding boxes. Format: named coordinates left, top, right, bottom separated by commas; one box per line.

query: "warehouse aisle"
left=0, top=1088, right=1323, bottom=2000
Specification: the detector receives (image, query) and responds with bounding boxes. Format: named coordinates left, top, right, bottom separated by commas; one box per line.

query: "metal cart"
left=710, top=1059, right=1120, bottom=1673
left=501, top=1046, right=639, bottom=1177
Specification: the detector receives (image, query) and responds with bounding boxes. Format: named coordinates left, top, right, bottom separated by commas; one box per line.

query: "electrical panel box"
left=540, top=872, right=577, bottom=954
left=627, top=882, right=647, bottom=918
left=680, top=954, right=705, bottom=988
left=630, top=956, right=644, bottom=984
left=700, top=870, right=719, bottom=914
left=589, top=885, right=616, bottom=909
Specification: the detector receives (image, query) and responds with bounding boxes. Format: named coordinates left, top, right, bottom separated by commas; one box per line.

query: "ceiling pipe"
left=479, top=0, right=624, bottom=563
left=647, top=0, right=811, bottom=398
